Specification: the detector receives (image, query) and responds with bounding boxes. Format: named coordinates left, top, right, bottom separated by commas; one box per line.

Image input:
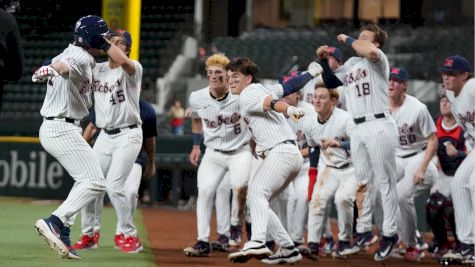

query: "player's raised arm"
left=338, top=34, right=380, bottom=63
left=103, top=30, right=136, bottom=76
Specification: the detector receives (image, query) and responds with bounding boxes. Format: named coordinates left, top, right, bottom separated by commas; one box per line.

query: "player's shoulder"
left=59, top=44, right=94, bottom=65
left=463, top=78, right=475, bottom=94
left=405, top=95, right=427, bottom=110
left=189, top=86, right=210, bottom=106
left=299, top=100, right=315, bottom=113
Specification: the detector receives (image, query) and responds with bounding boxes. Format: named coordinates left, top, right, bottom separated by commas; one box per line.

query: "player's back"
left=189, top=87, right=249, bottom=151
left=92, top=61, right=143, bottom=129
left=342, top=50, right=390, bottom=118
left=450, top=78, right=475, bottom=139
left=40, top=44, right=95, bottom=120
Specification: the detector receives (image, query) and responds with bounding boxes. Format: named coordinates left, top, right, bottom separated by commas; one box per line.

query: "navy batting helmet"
left=73, top=15, right=109, bottom=49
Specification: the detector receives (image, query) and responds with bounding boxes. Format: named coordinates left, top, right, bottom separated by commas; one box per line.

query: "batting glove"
left=286, top=106, right=305, bottom=122
left=32, top=66, right=59, bottom=82
left=307, top=61, right=323, bottom=77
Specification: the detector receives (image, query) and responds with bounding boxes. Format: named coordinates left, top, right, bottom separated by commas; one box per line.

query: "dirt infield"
left=143, top=207, right=442, bottom=267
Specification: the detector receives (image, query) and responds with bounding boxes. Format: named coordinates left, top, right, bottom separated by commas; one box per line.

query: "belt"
left=399, top=145, right=427, bottom=159
left=104, top=125, right=138, bottom=135
left=353, top=113, right=387, bottom=124
left=45, top=116, right=79, bottom=124
left=327, top=162, right=351, bottom=169
left=214, top=143, right=248, bottom=155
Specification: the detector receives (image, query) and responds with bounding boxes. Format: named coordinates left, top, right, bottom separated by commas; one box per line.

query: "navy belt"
left=104, top=125, right=138, bottom=135
left=45, top=117, right=77, bottom=124
left=327, top=162, right=351, bottom=169
left=281, top=140, right=297, bottom=146
left=353, top=113, right=386, bottom=124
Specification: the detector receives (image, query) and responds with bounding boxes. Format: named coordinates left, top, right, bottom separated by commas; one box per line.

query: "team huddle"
left=183, top=24, right=475, bottom=265
left=28, top=14, right=475, bottom=266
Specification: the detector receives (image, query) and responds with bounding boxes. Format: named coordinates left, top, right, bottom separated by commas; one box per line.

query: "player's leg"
left=366, top=119, right=400, bottom=261
left=184, top=148, right=227, bottom=256
left=227, top=147, right=253, bottom=246
left=230, top=144, right=303, bottom=263
left=333, top=168, right=358, bottom=257
left=288, top=162, right=309, bottom=247
left=307, top=167, right=339, bottom=258
left=102, top=129, right=143, bottom=252
left=36, top=121, right=106, bottom=258
left=212, top=172, right=231, bottom=252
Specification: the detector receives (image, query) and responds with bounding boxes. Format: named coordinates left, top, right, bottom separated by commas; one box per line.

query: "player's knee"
left=198, top=186, right=216, bottom=199
left=334, top=192, right=352, bottom=207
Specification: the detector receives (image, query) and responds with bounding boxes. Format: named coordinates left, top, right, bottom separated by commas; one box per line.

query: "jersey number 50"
left=110, top=89, right=126, bottom=105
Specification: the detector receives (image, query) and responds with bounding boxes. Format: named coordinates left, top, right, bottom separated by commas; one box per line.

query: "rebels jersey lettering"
left=392, top=95, right=436, bottom=157
left=435, top=116, right=466, bottom=176
left=40, top=44, right=95, bottom=119
left=189, top=87, right=249, bottom=151
left=342, top=50, right=390, bottom=118
left=93, top=61, right=142, bottom=129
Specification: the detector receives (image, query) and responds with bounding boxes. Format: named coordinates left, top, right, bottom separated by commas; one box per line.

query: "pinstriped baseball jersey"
left=301, top=76, right=323, bottom=104
left=392, top=95, right=436, bottom=157
left=40, top=44, right=95, bottom=120
left=342, top=50, right=390, bottom=117
left=189, top=87, right=249, bottom=151
left=305, top=107, right=355, bottom=168
left=285, top=101, right=316, bottom=155
left=239, top=83, right=296, bottom=152
left=92, top=61, right=143, bottom=129
left=450, top=78, right=475, bottom=140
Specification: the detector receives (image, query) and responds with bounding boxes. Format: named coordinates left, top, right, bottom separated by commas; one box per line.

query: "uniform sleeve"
left=417, top=107, right=437, bottom=138
left=57, top=50, right=93, bottom=81
left=188, top=91, right=200, bottom=119
left=370, top=49, right=389, bottom=81
left=124, top=60, right=143, bottom=89
left=240, top=85, right=267, bottom=114
left=266, top=84, right=284, bottom=98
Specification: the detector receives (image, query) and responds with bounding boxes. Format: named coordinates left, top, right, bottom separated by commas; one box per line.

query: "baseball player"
left=75, top=98, right=157, bottom=251
left=318, top=24, right=399, bottom=261
left=70, top=29, right=144, bottom=253
left=438, top=55, right=475, bottom=264
left=385, top=66, right=438, bottom=261
left=426, top=94, right=464, bottom=258
left=32, top=15, right=110, bottom=259
left=227, top=57, right=322, bottom=264
left=305, top=86, right=358, bottom=259
left=183, top=53, right=253, bottom=257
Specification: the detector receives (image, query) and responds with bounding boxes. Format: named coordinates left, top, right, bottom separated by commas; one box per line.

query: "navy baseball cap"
left=108, top=29, right=132, bottom=48
left=390, top=66, right=409, bottom=81
left=440, top=55, right=472, bottom=73
left=327, top=46, right=343, bottom=62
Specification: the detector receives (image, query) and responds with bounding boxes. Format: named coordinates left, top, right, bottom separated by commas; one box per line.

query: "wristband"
left=102, top=42, right=111, bottom=52
left=192, top=133, right=203, bottom=145
left=270, top=99, right=281, bottom=111
left=344, top=37, right=356, bottom=47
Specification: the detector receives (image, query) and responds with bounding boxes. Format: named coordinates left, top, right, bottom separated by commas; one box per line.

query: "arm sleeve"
left=320, top=59, right=343, bottom=88
left=240, top=85, right=267, bottom=114
left=281, top=72, right=314, bottom=96
left=124, top=60, right=143, bottom=88
left=417, top=108, right=437, bottom=138
left=309, top=146, right=320, bottom=168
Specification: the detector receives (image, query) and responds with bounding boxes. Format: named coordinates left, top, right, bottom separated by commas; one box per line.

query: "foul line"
left=0, top=136, right=40, bottom=143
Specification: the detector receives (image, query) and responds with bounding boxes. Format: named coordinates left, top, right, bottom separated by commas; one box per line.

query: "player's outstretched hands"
left=32, top=65, right=59, bottom=82
left=286, top=106, right=305, bottom=122
left=316, top=45, right=329, bottom=60
left=337, top=34, right=349, bottom=44
left=307, top=61, right=323, bottom=77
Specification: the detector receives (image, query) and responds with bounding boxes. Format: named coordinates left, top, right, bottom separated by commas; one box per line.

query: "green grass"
left=0, top=199, right=156, bottom=267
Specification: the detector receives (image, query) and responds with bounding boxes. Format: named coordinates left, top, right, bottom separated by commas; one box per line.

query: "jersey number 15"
left=110, top=89, right=126, bottom=105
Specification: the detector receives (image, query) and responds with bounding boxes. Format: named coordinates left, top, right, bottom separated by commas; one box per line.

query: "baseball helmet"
left=73, top=15, right=109, bottom=49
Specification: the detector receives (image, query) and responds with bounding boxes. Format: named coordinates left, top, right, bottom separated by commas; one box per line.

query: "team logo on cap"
left=444, top=58, right=454, bottom=67
left=391, top=68, right=400, bottom=74
left=328, top=47, right=336, bottom=53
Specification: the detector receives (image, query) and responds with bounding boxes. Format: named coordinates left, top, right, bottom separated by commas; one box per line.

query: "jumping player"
left=32, top=15, right=110, bottom=259
left=318, top=24, right=400, bottom=261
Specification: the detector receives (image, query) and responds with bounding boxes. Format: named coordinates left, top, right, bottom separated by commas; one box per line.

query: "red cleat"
left=121, top=236, right=143, bottom=253
left=72, top=234, right=97, bottom=250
